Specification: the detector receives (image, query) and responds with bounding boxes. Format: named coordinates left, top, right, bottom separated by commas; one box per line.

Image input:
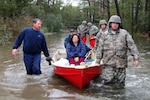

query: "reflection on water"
left=0, top=32, right=150, bottom=100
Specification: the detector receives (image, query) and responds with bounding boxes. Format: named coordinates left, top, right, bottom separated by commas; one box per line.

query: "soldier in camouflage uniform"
left=87, top=22, right=99, bottom=48
left=95, top=20, right=108, bottom=50
left=96, top=15, right=140, bottom=88
left=77, top=21, right=88, bottom=44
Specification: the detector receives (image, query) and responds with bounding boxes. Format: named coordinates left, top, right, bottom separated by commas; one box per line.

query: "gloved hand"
left=46, top=56, right=52, bottom=65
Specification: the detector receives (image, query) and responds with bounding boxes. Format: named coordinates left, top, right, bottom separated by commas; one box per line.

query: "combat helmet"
left=99, top=20, right=107, bottom=26
left=82, top=20, right=87, bottom=24
left=87, top=22, right=92, bottom=26
left=108, top=15, right=121, bottom=24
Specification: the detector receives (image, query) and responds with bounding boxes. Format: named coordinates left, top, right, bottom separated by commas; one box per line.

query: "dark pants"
left=23, top=53, right=41, bottom=75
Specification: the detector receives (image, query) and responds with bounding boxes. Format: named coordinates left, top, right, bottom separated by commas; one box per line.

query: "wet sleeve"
left=95, top=31, right=101, bottom=50
left=42, top=35, right=50, bottom=57
left=126, top=32, right=139, bottom=61
left=12, top=29, right=25, bottom=49
left=96, top=35, right=104, bottom=64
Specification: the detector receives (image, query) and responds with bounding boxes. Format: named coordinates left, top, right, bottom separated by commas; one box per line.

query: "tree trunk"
left=93, top=1, right=96, bottom=23
left=114, top=0, right=122, bottom=28
left=114, top=0, right=120, bottom=17
left=87, top=0, right=92, bottom=22
left=146, top=0, right=150, bottom=30
left=134, top=0, right=140, bottom=32
left=131, top=3, right=134, bottom=33
left=107, top=0, right=110, bottom=20
left=36, top=0, right=42, bottom=5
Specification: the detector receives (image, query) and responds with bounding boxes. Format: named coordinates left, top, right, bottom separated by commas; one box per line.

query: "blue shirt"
left=12, top=27, right=50, bottom=57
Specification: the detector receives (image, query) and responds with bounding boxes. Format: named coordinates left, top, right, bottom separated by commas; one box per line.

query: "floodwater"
left=0, top=32, right=150, bottom=100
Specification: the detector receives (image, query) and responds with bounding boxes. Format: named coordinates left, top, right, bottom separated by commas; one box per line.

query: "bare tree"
left=134, top=0, right=140, bottom=32
left=106, top=0, right=110, bottom=19
left=145, top=0, right=150, bottom=30
left=114, top=0, right=120, bottom=16
left=114, top=0, right=122, bottom=27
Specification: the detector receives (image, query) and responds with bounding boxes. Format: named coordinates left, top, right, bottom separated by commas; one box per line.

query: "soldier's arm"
left=126, top=31, right=139, bottom=61
left=96, top=35, right=105, bottom=64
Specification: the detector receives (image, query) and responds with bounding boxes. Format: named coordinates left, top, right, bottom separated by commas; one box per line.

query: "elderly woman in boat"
left=66, top=34, right=87, bottom=66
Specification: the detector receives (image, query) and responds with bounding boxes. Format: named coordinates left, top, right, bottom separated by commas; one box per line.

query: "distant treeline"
left=0, top=0, right=150, bottom=40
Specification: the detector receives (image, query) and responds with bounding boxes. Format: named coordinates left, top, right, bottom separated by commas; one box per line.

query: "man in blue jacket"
left=64, top=29, right=76, bottom=48
left=12, top=18, right=52, bottom=75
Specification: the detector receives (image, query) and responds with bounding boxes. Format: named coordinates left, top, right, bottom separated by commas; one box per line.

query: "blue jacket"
left=64, top=34, right=91, bottom=52
left=66, top=40, right=86, bottom=59
left=12, top=27, right=50, bottom=57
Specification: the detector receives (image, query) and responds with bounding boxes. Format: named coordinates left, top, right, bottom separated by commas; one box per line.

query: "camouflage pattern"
left=101, top=65, right=126, bottom=88
left=99, top=20, right=107, bottom=26
left=96, top=15, right=139, bottom=88
left=88, top=25, right=99, bottom=36
left=87, top=22, right=92, bottom=26
left=96, top=28, right=139, bottom=87
left=96, top=28, right=139, bottom=68
left=77, top=24, right=88, bottom=38
left=95, top=28, right=108, bottom=50
left=108, top=15, right=121, bottom=24
left=94, top=30, right=101, bottom=50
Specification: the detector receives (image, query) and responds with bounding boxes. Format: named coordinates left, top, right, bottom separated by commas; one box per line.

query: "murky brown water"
left=0, top=32, right=150, bottom=100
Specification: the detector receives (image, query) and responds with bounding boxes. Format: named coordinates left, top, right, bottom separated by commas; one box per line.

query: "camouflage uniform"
left=87, top=22, right=99, bottom=36
left=87, top=22, right=99, bottom=47
left=95, top=20, right=108, bottom=50
left=96, top=15, right=139, bottom=88
left=77, top=21, right=88, bottom=38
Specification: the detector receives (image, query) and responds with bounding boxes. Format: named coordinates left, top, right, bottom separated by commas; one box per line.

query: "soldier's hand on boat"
left=100, top=59, right=104, bottom=65
left=88, top=48, right=93, bottom=53
left=46, top=56, right=53, bottom=65
left=134, top=60, right=140, bottom=67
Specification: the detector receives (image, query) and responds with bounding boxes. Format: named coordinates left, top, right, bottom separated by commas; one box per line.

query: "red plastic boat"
left=52, top=49, right=102, bottom=89
left=54, top=64, right=101, bottom=89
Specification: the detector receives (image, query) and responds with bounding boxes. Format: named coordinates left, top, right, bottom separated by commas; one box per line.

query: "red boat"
left=52, top=49, right=102, bottom=89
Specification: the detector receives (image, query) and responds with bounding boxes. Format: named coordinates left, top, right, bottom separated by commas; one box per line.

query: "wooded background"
left=0, top=0, right=150, bottom=43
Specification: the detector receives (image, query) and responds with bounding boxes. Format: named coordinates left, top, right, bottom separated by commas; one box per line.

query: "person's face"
left=33, top=20, right=42, bottom=31
left=88, top=25, right=91, bottom=28
left=72, top=35, right=79, bottom=44
left=100, top=24, right=107, bottom=30
left=110, top=22, right=119, bottom=31
left=83, top=23, right=86, bottom=26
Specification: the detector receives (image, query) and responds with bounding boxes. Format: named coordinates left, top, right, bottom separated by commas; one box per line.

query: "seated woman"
left=66, top=34, right=86, bottom=65
left=64, top=29, right=91, bottom=53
